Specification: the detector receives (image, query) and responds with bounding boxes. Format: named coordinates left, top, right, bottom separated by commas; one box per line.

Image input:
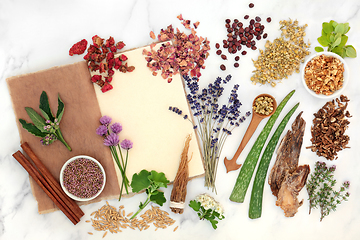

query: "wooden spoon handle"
left=224, top=114, right=263, bottom=173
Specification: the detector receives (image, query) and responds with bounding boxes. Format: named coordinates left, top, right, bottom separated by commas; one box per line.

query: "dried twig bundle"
left=170, top=134, right=192, bottom=214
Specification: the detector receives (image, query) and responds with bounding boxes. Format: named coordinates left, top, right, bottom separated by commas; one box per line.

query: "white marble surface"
left=1, top=0, right=360, bottom=239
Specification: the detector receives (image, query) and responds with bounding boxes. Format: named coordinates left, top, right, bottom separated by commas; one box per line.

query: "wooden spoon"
left=224, top=94, right=277, bottom=173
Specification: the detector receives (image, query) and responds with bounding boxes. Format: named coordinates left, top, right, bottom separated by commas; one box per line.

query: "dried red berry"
left=244, top=15, right=249, bottom=19
left=215, top=43, right=220, bottom=49
left=105, top=36, right=115, bottom=48
left=225, top=19, right=231, bottom=23
left=91, top=75, right=101, bottom=83
left=241, top=51, right=247, bottom=55
left=116, top=41, right=126, bottom=50
left=69, top=39, right=88, bottom=56
left=250, top=19, right=255, bottom=25
left=101, top=83, right=113, bottom=93
left=220, top=64, right=226, bottom=71
left=216, top=50, right=222, bottom=55
left=235, top=56, right=240, bottom=61
left=234, top=62, right=239, bottom=68
left=263, top=33, right=268, bottom=39
left=255, top=16, right=261, bottom=22
left=249, top=3, right=254, bottom=8
left=266, top=17, right=272, bottom=23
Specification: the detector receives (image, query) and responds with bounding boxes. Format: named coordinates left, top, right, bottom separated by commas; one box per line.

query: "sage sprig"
left=306, top=161, right=350, bottom=222
left=19, top=91, right=71, bottom=151
left=315, top=20, right=357, bottom=58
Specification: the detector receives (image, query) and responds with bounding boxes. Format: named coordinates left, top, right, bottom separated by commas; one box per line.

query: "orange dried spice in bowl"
left=304, top=54, right=344, bottom=96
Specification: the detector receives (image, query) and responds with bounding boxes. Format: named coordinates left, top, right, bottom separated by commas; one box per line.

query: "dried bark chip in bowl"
left=60, top=155, right=106, bottom=201
left=301, top=52, right=349, bottom=99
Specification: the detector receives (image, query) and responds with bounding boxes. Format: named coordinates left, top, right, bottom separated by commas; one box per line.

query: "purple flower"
left=100, top=115, right=112, bottom=126
left=120, top=139, right=133, bottom=150
left=110, top=122, right=122, bottom=134
left=104, top=133, right=120, bottom=147
left=96, top=125, right=108, bottom=136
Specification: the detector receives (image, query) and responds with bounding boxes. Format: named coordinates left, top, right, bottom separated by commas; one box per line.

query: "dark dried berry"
left=267, top=17, right=272, bottom=23
left=234, top=62, right=240, bottom=68
left=220, top=64, right=226, bottom=71
left=237, top=45, right=242, bottom=50
left=246, top=43, right=251, bottom=48
left=244, top=15, right=249, bottom=19
left=232, top=23, right=237, bottom=28
left=223, top=40, right=227, bottom=44
left=245, top=27, right=250, bottom=32
left=250, top=29, right=254, bottom=34
left=226, top=19, right=231, bottom=23
left=263, top=33, right=268, bottom=39
left=223, top=44, right=229, bottom=48
left=227, top=28, right=233, bottom=33
left=235, top=56, right=240, bottom=61
left=255, top=27, right=261, bottom=32
left=215, top=43, right=220, bottom=49
left=250, top=19, right=255, bottom=25
left=228, top=48, right=233, bottom=53
left=237, top=22, right=243, bottom=28
left=239, top=28, right=244, bottom=33
left=234, top=19, right=239, bottom=23
left=221, top=54, right=227, bottom=60
left=249, top=25, right=253, bottom=30
left=256, top=35, right=261, bottom=40
left=225, top=23, right=230, bottom=28
left=241, top=51, right=247, bottom=55
left=216, top=50, right=222, bottom=55
left=248, top=35, right=253, bottom=40
left=255, top=16, right=261, bottom=22
left=254, top=22, right=260, bottom=28
left=249, top=3, right=254, bottom=8
left=260, top=25, right=265, bottom=30
left=251, top=46, right=257, bottom=50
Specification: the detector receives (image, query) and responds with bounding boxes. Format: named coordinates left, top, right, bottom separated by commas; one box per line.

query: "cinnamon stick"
left=12, top=151, right=79, bottom=225
left=20, top=142, right=84, bottom=219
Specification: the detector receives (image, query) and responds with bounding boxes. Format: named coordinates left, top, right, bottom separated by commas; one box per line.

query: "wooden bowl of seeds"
left=60, top=155, right=106, bottom=201
left=301, top=52, right=349, bottom=99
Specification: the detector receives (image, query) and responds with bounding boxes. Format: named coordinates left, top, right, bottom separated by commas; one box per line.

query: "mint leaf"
left=315, top=46, right=324, bottom=52
left=131, top=170, right=151, bottom=193
left=39, top=91, right=54, bottom=121
left=345, top=45, right=357, bottom=58
left=322, top=22, right=333, bottom=34
left=19, top=119, right=47, bottom=137
left=148, top=170, right=170, bottom=188
left=25, top=107, right=47, bottom=132
left=189, top=200, right=201, bottom=212
left=317, top=35, right=329, bottom=47
left=150, top=191, right=166, bottom=206
left=56, top=94, right=65, bottom=122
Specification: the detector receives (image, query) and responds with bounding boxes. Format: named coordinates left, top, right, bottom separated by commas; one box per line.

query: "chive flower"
left=110, top=122, right=123, bottom=134
left=120, top=139, right=133, bottom=150
left=104, top=133, right=120, bottom=147
left=96, top=125, right=108, bottom=136
left=100, top=115, right=112, bottom=126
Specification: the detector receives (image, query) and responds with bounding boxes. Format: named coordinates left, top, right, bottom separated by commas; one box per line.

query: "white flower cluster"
left=195, top=194, right=224, bottom=215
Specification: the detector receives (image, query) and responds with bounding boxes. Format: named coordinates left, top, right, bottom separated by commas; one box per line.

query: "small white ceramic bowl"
left=301, top=52, right=349, bottom=99
left=60, top=155, right=106, bottom=201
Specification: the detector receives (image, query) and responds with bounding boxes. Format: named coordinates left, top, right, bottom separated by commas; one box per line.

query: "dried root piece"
left=306, top=95, right=351, bottom=160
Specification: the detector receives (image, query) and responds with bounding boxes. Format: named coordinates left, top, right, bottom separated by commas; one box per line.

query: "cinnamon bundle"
left=12, top=142, right=84, bottom=224
left=170, top=135, right=192, bottom=214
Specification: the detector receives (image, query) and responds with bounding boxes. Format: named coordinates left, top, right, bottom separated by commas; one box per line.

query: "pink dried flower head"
left=110, top=122, right=122, bottom=134
left=104, top=133, right=120, bottom=147
left=96, top=125, right=108, bottom=136
left=100, top=116, right=112, bottom=126
left=120, top=139, right=133, bottom=150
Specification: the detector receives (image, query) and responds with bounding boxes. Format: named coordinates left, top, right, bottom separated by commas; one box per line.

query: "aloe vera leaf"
left=229, top=90, right=295, bottom=203
left=248, top=103, right=299, bottom=219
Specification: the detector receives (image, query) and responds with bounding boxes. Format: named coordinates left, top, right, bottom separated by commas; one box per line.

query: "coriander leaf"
left=150, top=191, right=166, bottom=206
left=131, top=169, right=151, bottom=193
left=148, top=170, right=170, bottom=188
left=345, top=45, right=357, bottom=58
left=19, top=119, right=47, bottom=137
left=39, top=91, right=54, bottom=122
left=189, top=200, right=201, bottom=212
left=56, top=94, right=65, bottom=122
left=317, top=35, right=329, bottom=47
left=322, top=22, right=333, bottom=34
left=315, top=46, right=324, bottom=52
left=25, top=107, right=47, bottom=132
left=338, top=35, right=348, bottom=48
left=335, top=23, right=345, bottom=34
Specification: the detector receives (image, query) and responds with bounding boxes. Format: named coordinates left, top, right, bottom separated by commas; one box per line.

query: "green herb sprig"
left=306, top=161, right=350, bottom=222
left=189, top=194, right=224, bottom=229
left=19, top=91, right=71, bottom=151
left=315, top=20, right=357, bottom=58
left=130, top=169, right=169, bottom=219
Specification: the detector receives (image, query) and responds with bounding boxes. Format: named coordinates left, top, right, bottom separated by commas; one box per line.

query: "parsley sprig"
left=306, top=161, right=350, bottom=221
left=130, top=169, right=169, bottom=219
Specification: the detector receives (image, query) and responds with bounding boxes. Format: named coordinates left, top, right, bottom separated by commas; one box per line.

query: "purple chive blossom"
left=100, top=115, right=112, bottom=126
left=120, top=139, right=133, bottom=150
left=104, top=133, right=120, bottom=147
left=96, top=125, right=108, bottom=136
left=110, top=122, right=123, bottom=134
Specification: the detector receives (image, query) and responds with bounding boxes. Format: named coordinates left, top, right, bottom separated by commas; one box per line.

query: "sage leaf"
left=338, top=35, right=348, bottom=48
left=335, top=23, right=345, bottom=34
left=317, top=35, right=329, bottom=47
left=315, top=46, right=324, bottom=52
left=39, top=91, right=54, bottom=122
left=19, top=119, right=47, bottom=137
left=25, top=107, right=47, bottom=132
left=56, top=94, right=65, bottom=122
left=345, top=45, right=357, bottom=58
left=322, top=22, right=333, bottom=34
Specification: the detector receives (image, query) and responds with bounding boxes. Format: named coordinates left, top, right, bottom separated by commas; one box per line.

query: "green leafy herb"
left=130, top=169, right=169, bottom=219
left=306, top=161, right=350, bottom=222
left=189, top=194, right=225, bottom=229
left=315, top=20, right=356, bottom=58
left=19, top=91, right=71, bottom=151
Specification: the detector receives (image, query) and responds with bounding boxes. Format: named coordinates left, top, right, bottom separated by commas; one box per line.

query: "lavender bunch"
left=170, top=75, right=250, bottom=192
left=96, top=116, right=133, bottom=201
left=306, top=161, right=350, bottom=221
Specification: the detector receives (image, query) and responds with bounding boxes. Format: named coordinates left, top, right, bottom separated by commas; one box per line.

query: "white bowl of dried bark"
left=60, top=155, right=106, bottom=202
left=301, top=52, right=349, bottom=99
